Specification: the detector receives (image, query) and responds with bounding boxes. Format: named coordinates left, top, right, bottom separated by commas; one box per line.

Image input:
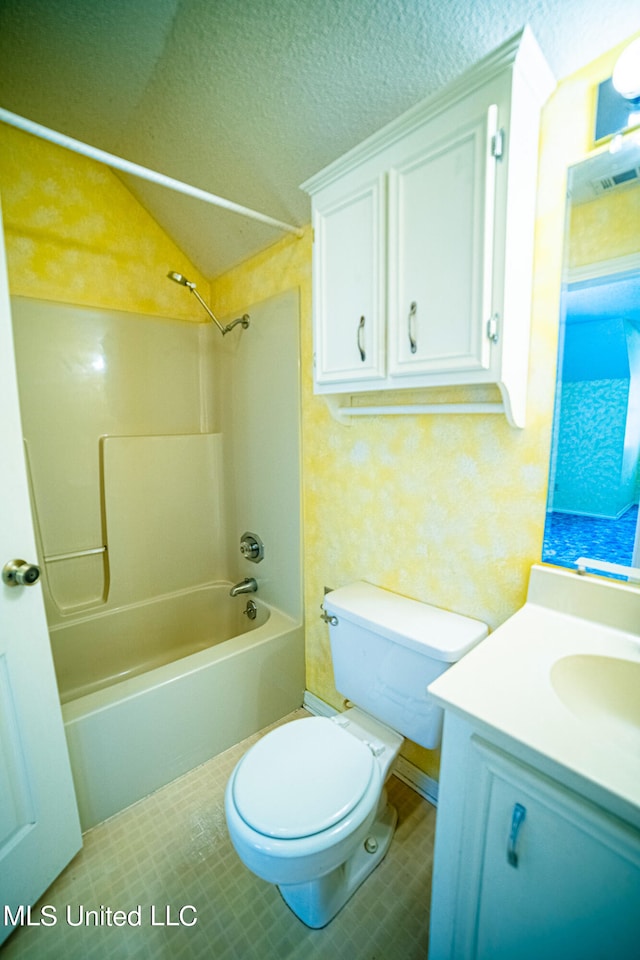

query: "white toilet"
left=225, top=581, right=487, bottom=928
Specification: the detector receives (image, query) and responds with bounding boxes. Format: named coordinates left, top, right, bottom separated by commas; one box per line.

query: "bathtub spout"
left=230, top=577, right=258, bottom=597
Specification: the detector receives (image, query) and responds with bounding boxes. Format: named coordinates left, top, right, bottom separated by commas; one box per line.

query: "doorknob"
left=2, top=559, right=41, bottom=587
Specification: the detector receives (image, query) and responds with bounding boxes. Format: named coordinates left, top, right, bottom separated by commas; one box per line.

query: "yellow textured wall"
left=569, top=186, right=640, bottom=268
left=0, top=123, right=207, bottom=319
left=565, top=30, right=640, bottom=271
left=212, top=33, right=639, bottom=780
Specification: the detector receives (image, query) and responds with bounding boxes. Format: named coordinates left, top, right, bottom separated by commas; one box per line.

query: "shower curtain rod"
left=0, top=107, right=304, bottom=238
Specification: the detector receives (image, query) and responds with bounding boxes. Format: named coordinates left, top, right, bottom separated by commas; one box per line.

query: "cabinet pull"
left=357, top=315, right=366, bottom=362
left=408, top=301, right=417, bottom=354
left=507, top=802, right=526, bottom=868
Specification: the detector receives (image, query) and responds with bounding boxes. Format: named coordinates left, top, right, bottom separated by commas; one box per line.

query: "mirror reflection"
left=543, top=139, right=640, bottom=578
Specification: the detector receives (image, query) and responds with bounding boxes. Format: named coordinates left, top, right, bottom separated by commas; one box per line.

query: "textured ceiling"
left=0, top=0, right=639, bottom=277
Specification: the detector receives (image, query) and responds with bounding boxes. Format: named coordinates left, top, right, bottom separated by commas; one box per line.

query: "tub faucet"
left=230, top=577, right=258, bottom=597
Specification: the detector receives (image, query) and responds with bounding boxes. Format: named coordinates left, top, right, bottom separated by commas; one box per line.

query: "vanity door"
left=456, top=738, right=640, bottom=960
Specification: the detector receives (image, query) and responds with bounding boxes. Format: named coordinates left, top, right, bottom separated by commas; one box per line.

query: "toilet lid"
left=232, top=717, right=375, bottom=840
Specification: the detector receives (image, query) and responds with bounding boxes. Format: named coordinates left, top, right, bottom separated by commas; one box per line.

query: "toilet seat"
left=232, top=717, right=375, bottom=840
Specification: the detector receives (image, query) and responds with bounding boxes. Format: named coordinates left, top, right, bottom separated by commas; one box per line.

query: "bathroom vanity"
left=428, top=564, right=640, bottom=960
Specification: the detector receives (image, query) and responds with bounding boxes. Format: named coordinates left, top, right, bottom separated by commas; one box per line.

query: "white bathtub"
left=54, top=583, right=305, bottom=830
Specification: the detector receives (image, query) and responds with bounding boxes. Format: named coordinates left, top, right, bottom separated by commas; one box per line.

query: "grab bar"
left=44, top=546, right=107, bottom=563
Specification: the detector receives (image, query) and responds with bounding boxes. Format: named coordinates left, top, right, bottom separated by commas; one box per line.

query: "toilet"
left=224, top=581, right=487, bottom=928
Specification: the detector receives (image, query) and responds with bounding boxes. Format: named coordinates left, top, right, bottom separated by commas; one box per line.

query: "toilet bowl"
left=225, top=581, right=488, bottom=928
left=225, top=709, right=402, bottom=928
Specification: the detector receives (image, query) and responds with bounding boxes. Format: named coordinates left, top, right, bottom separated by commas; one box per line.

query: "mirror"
left=542, top=138, right=640, bottom=579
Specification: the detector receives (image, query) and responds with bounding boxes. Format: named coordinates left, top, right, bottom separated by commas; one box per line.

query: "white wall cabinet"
left=387, top=100, right=497, bottom=381
left=301, top=29, right=555, bottom=427
left=429, top=716, right=640, bottom=960
left=311, top=174, right=386, bottom=386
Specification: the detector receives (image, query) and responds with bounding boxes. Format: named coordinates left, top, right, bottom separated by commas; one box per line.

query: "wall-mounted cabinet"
left=301, top=28, right=555, bottom=427
left=310, top=174, right=387, bottom=386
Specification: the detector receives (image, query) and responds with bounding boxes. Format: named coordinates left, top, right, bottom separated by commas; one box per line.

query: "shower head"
left=167, top=271, right=195, bottom=289
left=167, top=270, right=249, bottom=335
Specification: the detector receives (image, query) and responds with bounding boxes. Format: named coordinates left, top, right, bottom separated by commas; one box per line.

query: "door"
left=458, top=738, right=640, bottom=960
left=312, top=174, right=386, bottom=389
left=0, top=198, right=81, bottom=946
left=388, top=105, right=499, bottom=378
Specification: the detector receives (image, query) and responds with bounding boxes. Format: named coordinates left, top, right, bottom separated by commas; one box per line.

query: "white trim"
left=303, top=689, right=337, bottom=718
left=302, top=690, right=438, bottom=806
left=565, top=252, right=640, bottom=285
left=394, top=756, right=439, bottom=807
left=576, top=557, right=640, bottom=583
left=0, top=108, right=303, bottom=239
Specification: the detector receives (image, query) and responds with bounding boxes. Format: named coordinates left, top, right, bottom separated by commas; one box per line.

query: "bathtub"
left=54, top=583, right=305, bottom=830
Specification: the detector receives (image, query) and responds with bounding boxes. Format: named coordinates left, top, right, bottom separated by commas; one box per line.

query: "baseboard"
left=303, top=690, right=438, bottom=807
left=393, top=756, right=438, bottom=807
left=303, top=690, right=337, bottom=718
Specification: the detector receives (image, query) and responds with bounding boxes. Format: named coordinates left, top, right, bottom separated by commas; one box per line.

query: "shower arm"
left=189, top=284, right=249, bottom=335
left=168, top=272, right=249, bottom=335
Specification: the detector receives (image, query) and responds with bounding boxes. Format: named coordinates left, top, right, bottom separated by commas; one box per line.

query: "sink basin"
left=551, top=654, right=640, bottom=752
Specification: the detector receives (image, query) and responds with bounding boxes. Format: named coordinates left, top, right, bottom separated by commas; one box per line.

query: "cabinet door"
left=388, top=106, right=498, bottom=378
left=312, top=176, right=386, bottom=389
left=456, top=738, right=640, bottom=960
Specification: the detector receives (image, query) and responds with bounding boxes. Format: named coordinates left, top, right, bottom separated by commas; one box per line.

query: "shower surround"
left=11, top=289, right=304, bottom=827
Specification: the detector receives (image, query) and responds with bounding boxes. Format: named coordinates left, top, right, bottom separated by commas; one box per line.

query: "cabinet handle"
left=507, top=802, right=526, bottom=868
left=408, top=301, right=417, bottom=354
left=357, top=315, right=366, bottom=362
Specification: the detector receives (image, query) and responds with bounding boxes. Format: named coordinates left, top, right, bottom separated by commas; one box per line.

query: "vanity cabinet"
left=429, top=715, right=640, bottom=960
left=301, top=28, right=555, bottom=427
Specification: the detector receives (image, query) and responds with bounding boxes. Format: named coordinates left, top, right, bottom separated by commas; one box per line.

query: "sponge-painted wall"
left=569, top=180, right=640, bottom=269
left=0, top=123, right=209, bottom=317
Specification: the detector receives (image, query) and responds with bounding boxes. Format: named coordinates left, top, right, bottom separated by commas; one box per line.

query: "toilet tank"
left=323, top=581, right=487, bottom=749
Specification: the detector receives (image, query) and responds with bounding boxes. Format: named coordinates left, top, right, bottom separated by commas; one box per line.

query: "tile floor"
left=2, top=709, right=436, bottom=960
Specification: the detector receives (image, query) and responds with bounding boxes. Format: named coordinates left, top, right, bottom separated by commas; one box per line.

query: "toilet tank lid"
left=324, top=581, right=488, bottom=662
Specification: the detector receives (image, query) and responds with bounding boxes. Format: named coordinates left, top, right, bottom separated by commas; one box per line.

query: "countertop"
left=428, top=564, right=640, bottom=815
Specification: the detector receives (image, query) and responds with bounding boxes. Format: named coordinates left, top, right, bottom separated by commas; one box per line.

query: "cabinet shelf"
left=324, top=396, right=507, bottom=423
left=323, top=381, right=515, bottom=425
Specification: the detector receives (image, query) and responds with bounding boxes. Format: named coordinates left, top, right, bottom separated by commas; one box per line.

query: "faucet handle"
left=240, top=532, right=264, bottom=563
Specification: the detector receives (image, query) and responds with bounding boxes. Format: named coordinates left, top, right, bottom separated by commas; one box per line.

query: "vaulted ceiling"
left=0, top=0, right=638, bottom=276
